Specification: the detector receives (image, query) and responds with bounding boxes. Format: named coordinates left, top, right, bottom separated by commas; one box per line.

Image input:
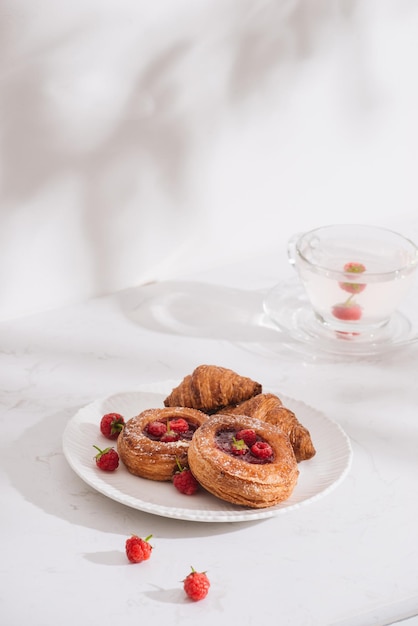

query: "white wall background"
left=1, top=0, right=418, bottom=320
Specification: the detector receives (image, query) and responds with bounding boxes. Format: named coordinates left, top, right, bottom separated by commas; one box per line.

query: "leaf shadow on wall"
left=0, top=0, right=361, bottom=300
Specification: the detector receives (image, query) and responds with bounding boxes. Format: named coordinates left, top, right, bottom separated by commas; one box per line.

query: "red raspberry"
left=100, top=413, right=125, bottom=440
left=160, top=431, right=180, bottom=442
left=332, top=302, right=362, bottom=321
left=343, top=262, right=366, bottom=273
left=339, top=261, right=367, bottom=294
left=169, top=418, right=189, bottom=434
left=251, top=441, right=273, bottom=459
left=160, top=422, right=180, bottom=442
left=146, top=420, right=167, bottom=438
left=93, top=445, right=119, bottom=471
left=183, top=567, right=210, bottom=601
left=339, top=281, right=366, bottom=295
left=235, top=428, right=257, bottom=447
left=125, top=534, right=153, bottom=563
left=231, top=436, right=249, bottom=455
left=173, top=461, right=199, bottom=495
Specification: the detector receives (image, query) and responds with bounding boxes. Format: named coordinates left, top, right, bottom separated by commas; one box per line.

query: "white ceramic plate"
left=62, top=382, right=352, bottom=522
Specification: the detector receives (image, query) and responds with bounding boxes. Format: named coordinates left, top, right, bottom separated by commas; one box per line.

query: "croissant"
left=220, top=393, right=316, bottom=463
left=163, top=365, right=262, bottom=413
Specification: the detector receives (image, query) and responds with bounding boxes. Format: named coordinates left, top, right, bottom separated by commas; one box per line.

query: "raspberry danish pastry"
left=117, top=407, right=207, bottom=481
left=188, top=414, right=299, bottom=508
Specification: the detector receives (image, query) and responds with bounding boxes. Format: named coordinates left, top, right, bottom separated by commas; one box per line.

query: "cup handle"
left=287, top=233, right=301, bottom=269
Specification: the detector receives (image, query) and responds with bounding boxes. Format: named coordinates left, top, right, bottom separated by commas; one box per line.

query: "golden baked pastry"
left=220, top=393, right=316, bottom=463
left=163, top=364, right=262, bottom=413
left=117, top=407, right=207, bottom=481
left=187, top=414, right=299, bottom=508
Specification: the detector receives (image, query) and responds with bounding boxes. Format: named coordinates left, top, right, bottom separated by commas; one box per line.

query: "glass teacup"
left=288, top=224, right=418, bottom=335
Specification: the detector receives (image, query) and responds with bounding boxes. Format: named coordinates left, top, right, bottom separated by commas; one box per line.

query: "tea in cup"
left=288, top=224, right=418, bottom=335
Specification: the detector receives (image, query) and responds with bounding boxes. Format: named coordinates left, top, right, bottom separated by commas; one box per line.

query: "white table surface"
left=1, top=250, right=417, bottom=626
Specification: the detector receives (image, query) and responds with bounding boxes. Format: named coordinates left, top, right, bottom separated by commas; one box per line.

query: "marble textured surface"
left=1, top=248, right=418, bottom=626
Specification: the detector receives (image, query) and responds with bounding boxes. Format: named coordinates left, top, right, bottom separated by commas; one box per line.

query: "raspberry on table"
left=93, top=445, right=119, bottom=471
left=183, top=567, right=210, bottom=601
left=100, top=413, right=125, bottom=440
left=125, top=534, right=153, bottom=563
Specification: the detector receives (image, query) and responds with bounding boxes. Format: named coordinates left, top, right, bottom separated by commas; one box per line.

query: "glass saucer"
left=262, top=279, right=418, bottom=357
